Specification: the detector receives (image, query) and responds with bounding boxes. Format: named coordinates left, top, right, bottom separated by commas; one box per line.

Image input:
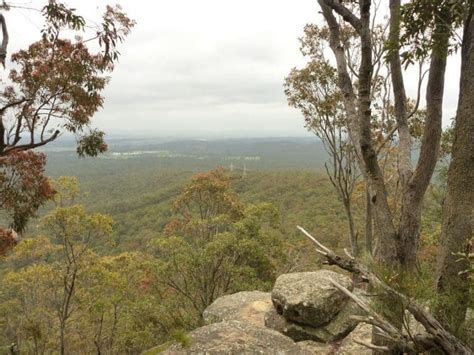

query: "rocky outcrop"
left=271, top=270, right=352, bottom=327
left=161, top=320, right=309, bottom=354
left=265, top=289, right=366, bottom=343
left=158, top=270, right=373, bottom=354
left=202, top=291, right=272, bottom=327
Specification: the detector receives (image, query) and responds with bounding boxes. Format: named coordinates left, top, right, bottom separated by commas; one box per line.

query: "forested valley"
left=0, top=0, right=473, bottom=354
left=0, top=138, right=456, bottom=354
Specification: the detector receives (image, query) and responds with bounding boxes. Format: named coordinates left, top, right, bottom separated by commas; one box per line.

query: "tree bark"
left=388, top=0, right=412, bottom=190
left=365, top=184, right=373, bottom=255
left=435, top=2, right=474, bottom=334
left=395, top=5, right=451, bottom=269
left=343, top=199, right=358, bottom=256
left=357, top=0, right=400, bottom=265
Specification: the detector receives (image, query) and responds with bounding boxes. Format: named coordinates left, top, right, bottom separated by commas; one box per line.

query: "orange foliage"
left=164, top=168, right=244, bottom=237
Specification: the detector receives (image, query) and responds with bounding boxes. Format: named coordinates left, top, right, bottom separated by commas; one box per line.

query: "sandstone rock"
left=162, top=320, right=305, bottom=354
left=271, top=270, right=353, bottom=327
left=265, top=289, right=366, bottom=343
left=337, top=322, right=372, bottom=355
left=297, top=340, right=334, bottom=354
left=203, top=291, right=272, bottom=327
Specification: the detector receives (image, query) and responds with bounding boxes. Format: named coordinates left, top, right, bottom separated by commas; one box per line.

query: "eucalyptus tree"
left=286, top=18, right=425, bottom=258
left=313, top=0, right=462, bottom=270
left=285, top=60, right=361, bottom=256
left=0, top=1, right=134, bottom=232
left=296, top=0, right=471, bottom=351
left=435, top=1, right=474, bottom=333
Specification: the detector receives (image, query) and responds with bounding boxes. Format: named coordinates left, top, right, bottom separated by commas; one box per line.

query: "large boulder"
left=161, top=320, right=309, bottom=354
left=203, top=291, right=272, bottom=327
left=271, top=270, right=353, bottom=327
left=265, top=289, right=366, bottom=343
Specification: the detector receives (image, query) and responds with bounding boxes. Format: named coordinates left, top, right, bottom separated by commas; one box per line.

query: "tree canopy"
left=0, top=1, right=134, bottom=233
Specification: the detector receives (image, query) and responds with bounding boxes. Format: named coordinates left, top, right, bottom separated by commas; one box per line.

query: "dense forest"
left=0, top=138, right=452, bottom=353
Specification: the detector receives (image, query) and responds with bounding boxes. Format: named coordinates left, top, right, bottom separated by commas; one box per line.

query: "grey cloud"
left=12, top=0, right=459, bottom=137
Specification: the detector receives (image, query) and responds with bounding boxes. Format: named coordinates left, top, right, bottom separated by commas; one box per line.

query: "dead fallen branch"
left=297, top=226, right=473, bottom=354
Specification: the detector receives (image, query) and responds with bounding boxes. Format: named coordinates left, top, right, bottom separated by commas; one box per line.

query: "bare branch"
left=297, top=226, right=331, bottom=254
left=409, top=9, right=452, bottom=203
left=344, top=248, right=355, bottom=260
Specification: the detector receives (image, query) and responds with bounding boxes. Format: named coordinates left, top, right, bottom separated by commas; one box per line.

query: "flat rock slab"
left=203, top=291, right=272, bottom=327
left=272, top=270, right=352, bottom=327
left=162, top=320, right=309, bottom=354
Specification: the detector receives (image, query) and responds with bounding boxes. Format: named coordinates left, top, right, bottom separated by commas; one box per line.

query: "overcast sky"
left=3, top=0, right=461, bottom=138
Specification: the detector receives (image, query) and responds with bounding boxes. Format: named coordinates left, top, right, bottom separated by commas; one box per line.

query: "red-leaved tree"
left=0, top=1, right=134, bottom=236
left=0, top=151, right=55, bottom=233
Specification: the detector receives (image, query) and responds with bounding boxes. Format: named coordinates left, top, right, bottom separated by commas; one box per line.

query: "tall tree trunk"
left=388, top=0, right=412, bottom=190
left=319, top=0, right=399, bottom=265
left=396, top=6, right=451, bottom=269
left=60, top=323, right=66, bottom=355
left=365, top=184, right=373, bottom=255
left=343, top=199, right=358, bottom=256
left=435, top=3, right=474, bottom=334
left=359, top=2, right=402, bottom=353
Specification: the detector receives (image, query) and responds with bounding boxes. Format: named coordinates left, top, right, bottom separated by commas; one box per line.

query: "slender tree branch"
left=0, top=13, right=8, bottom=68
left=407, top=63, right=429, bottom=120
left=2, top=129, right=60, bottom=156
left=323, top=0, right=362, bottom=33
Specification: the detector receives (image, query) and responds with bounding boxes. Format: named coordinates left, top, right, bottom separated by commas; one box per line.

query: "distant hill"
left=44, top=137, right=330, bottom=177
